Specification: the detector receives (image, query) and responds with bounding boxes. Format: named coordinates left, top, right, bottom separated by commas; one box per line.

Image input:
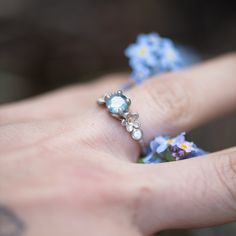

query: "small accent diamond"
left=131, top=129, right=143, bottom=140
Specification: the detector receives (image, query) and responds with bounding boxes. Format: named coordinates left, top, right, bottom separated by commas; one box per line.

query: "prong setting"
left=117, top=90, right=123, bottom=95
left=126, top=98, right=131, bottom=105
left=104, top=94, right=110, bottom=101
left=97, top=97, right=105, bottom=105
left=118, top=108, right=124, bottom=116
left=97, top=90, right=146, bottom=154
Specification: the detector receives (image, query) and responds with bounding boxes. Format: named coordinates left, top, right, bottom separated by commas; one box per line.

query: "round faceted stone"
left=106, top=94, right=129, bottom=114
left=131, top=129, right=142, bottom=140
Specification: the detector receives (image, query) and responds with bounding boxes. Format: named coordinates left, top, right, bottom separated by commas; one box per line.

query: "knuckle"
left=144, top=77, right=191, bottom=125
left=213, top=153, right=236, bottom=210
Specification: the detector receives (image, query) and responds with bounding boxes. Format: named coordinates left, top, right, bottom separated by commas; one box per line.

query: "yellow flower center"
left=180, top=144, right=188, bottom=150
left=167, top=139, right=173, bottom=144
left=166, top=50, right=175, bottom=60
left=139, top=47, right=147, bottom=56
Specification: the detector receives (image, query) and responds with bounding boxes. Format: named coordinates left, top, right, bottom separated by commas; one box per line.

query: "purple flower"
left=170, top=132, right=186, bottom=146
left=141, top=132, right=206, bottom=164
left=177, top=141, right=195, bottom=153
left=153, top=132, right=186, bottom=154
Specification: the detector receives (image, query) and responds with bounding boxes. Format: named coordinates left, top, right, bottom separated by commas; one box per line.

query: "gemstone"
left=106, top=94, right=129, bottom=114
left=131, top=129, right=142, bottom=140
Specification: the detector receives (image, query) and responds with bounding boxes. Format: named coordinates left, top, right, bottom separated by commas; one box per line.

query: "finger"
left=133, top=147, right=236, bottom=235
left=0, top=113, right=138, bottom=163
left=90, top=53, right=236, bottom=161
left=0, top=74, right=130, bottom=125
left=0, top=118, right=71, bottom=154
left=127, top=53, right=236, bottom=144
left=0, top=110, right=138, bottom=162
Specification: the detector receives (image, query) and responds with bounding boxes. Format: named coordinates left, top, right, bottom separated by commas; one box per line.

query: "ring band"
left=97, top=90, right=146, bottom=154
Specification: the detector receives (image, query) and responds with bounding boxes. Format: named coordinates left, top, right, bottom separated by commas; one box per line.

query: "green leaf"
left=163, top=148, right=175, bottom=162
left=137, top=158, right=145, bottom=164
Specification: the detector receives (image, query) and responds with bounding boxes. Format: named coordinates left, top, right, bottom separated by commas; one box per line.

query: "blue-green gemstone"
left=106, top=94, right=129, bottom=114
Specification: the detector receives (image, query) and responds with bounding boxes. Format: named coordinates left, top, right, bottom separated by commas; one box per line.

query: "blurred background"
left=0, top=0, right=236, bottom=235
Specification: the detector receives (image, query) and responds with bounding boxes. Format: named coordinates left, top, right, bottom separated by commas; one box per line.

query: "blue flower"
left=124, top=33, right=208, bottom=163
left=151, top=132, right=186, bottom=154
left=125, top=41, right=158, bottom=67
left=142, top=152, right=162, bottom=164
left=125, top=33, right=186, bottom=84
left=142, top=138, right=163, bottom=163
left=141, top=132, right=206, bottom=164
left=137, top=32, right=161, bottom=46
left=131, top=64, right=151, bottom=84
left=193, top=148, right=208, bottom=157
left=171, top=132, right=186, bottom=146
left=153, top=136, right=169, bottom=153
left=158, top=39, right=183, bottom=71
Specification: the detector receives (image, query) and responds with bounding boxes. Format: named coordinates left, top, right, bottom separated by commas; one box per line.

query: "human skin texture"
left=0, top=53, right=236, bottom=236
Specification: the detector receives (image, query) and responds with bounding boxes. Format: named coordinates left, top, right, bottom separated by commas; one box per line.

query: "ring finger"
left=88, top=53, right=236, bottom=160
left=0, top=74, right=130, bottom=125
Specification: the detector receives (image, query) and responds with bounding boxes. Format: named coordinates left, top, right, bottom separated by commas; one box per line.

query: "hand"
left=0, top=54, right=236, bottom=236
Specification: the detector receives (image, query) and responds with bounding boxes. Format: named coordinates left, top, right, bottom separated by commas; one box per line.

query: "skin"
left=0, top=53, right=236, bottom=236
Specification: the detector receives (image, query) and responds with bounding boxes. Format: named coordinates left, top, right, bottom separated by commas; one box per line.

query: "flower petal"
left=156, top=143, right=168, bottom=153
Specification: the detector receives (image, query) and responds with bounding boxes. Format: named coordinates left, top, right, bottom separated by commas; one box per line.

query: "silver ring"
left=97, top=90, right=146, bottom=154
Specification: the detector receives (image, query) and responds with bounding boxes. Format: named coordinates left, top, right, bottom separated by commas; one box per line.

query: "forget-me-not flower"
left=130, top=63, right=151, bottom=84
left=158, top=39, right=183, bottom=71
left=142, top=132, right=206, bottom=163
left=125, top=33, right=185, bottom=84
left=125, top=41, right=158, bottom=67
left=124, top=32, right=207, bottom=163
